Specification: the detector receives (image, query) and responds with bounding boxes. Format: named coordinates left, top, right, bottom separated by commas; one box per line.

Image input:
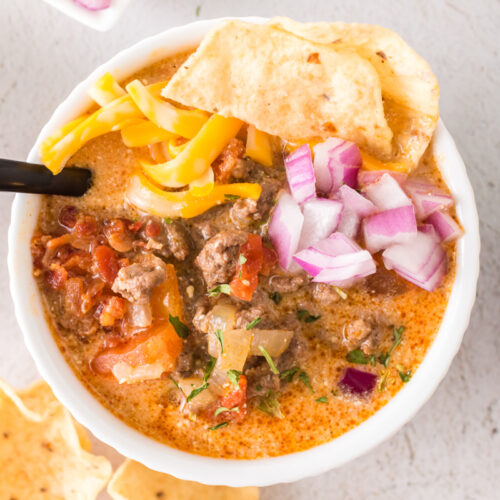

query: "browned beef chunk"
left=194, top=230, right=247, bottom=288
left=268, top=274, right=307, bottom=293
left=256, top=180, right=280, bottom=219
left=112, top=255, right=166, bottom=303
left=212, top=138, right=245, bottom=183
left=235, top=305, right=275, bottom=330
left=230, top=198, right=258, bottom=227
left=245, top=360, right=280, bottom=399
left=164, top=223, right=191, bottom=260
left=343, top=319, right=372, bottom=351
left=311, top=283, right=341, bottom=305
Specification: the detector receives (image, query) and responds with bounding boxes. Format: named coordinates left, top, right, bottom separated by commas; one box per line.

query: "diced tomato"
left=261, top=245, right=278, bottom=276
left=93, top=245, right=119, bottom=284
left=104, top=219, right=134, bottom=253
left=208, top=375, right=248, bottom=423
left=45, top=265, right=68, bottom=290
left=98, top=295, right=127, bottom=327
left=91, top=320, right=182, bottom=382
left=73, top=215, right=98, bottom=238
left=145, top=219, right=162, bottom=238
left=230, top=233, right=263, bottom=301
left=212, top=138, right=245, bottom=183
left=128, top=221, right=143, bottom=233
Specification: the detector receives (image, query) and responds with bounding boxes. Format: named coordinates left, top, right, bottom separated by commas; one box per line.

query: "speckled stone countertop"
left=0, top=1, right=498, bottom=498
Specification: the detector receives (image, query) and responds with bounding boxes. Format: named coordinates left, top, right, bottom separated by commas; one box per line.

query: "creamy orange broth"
left=36, top=54, right=456, bottom=459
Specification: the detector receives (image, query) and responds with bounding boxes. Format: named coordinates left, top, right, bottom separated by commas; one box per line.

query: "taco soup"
left=30, top=19, right=462, bottom=458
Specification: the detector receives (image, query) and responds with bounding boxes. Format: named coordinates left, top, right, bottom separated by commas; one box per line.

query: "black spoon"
left=0, top=158, right=92, bottom=197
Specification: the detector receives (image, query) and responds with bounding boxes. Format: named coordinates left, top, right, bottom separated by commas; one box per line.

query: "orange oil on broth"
left=38, top=54, right=456, bottom=459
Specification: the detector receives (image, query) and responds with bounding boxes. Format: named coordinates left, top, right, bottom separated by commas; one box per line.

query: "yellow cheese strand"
left=188, top=166, right=214, bottom=197
left=121, top=120, right=175, bottom=148
left=360, top=151, right=409, bottom=173
left=38, top=115, right=88, bottom=160
left=126, top=79, right=209, bottom=139
left=246, top=125, right=273, bottom=167
left=88, top=72, right=126, bottom=106
left=142, top=114, right=243, bottom=188
left=126, top=172, right=261, bottom=219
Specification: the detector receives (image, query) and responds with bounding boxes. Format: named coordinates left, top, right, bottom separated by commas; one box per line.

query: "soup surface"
left=32, top=53, right=457, bottom=459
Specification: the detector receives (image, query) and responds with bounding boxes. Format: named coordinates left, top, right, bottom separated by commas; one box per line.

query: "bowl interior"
left=8, top=17, right=480, bottom=487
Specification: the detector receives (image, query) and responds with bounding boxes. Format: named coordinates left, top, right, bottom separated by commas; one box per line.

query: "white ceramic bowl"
left=8, top=17, right=480, bottom=487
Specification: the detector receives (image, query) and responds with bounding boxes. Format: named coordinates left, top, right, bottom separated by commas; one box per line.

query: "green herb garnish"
left=378, top=326, right=405, bottom=368
left=297, top=309, right=321, bottom=323
left=163, top=217, right=173, bottom=224
left=245, top=317, right=261, bottom=330
left=316, top=396, right=328, bottom=403
left=259, top=346, right=279, bottom=375
left=280, top=366, right=299, bottom=383
left=346, top=349, right=369, bottom=365
left=270, top=292, right=282, bottom=304
left=298, top=370, right=314, bottom=393
left=169, top=375, right=183, bottom=394
left=214, top=329, right=224, bottom=355
left=224, top=194, right=241, bottom=201
left=257, top=390, right=283, bottom=419
left=378, top=370, right=389, bottom=392
left=203, top=356, right=216, bottom=383
left=256, top=384, right=262, bottom=391
left=208, top=422, right=228, bottom=431
left=333, top=286, right=347, bottom=300
left=398, top=370, right=412, bottom=383
left=169, top=314, right=189, bottom=339
left=214, top=406, right=239, bottom=417
left=186, top=382, right=209, bottom=403
left=208, top=284, right=231, bottom=297
left=227, top=369, right=242, bottom=388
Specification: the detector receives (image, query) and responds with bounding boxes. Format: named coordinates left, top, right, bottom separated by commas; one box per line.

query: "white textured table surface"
left=1, top=1, right=499, bottom=498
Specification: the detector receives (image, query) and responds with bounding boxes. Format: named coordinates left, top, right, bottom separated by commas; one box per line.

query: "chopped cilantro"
left=399, top=370, right=412, bottom=383
left=316, top=396, right=328, bottom=403
left=163, top=217, right=173, bottom=224
left=214, top=329, right=224, bottom=355
left=245, top=317, right=261, bottom=330
left=257, top=390, right=283, bottom=419
left=378, top=326, right=405, bottom=368
left=259, top=346, right=279, bottom=375
left=203, top=356, right=216, bottom=383
left=227, top=369, right=242, bottom=388
left=378, top=352, right=390, bottom=368
left=186, top=382, right=209, bottom=403
left=169, top=376, right=183, bottom=394
left=214, top=406, right=239, bottom=417
left=297, top=309, right=321, bottom=323
left=256, top=384, right=262, bottom=391
left=378, top=370, right=389, bottom=392
left=224, top=194, right=241, bottom=201
left=169, top=314, right=189, bottom=339
left=280, top=366, right=299, bottom=383
left=298, top=370, right=314, bottom=393
left=208, top=284, right=231, bottom=297
left=208, top=422, right=228, bottom=431
left=346, top=349, right=370, bottom=365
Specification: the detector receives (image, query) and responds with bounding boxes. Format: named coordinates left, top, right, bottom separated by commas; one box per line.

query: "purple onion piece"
left=339, top=367, right=377, bottom=395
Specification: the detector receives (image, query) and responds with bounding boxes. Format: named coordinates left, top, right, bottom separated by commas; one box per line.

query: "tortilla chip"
left=108, top=459, right=259, bottom=500
left=0, top=379, right=111, bottom=500
left=268, top=17, right=439, bottom=166
left=163, top=20, right=393, bottom=157
left=17, top=379, right=93, bottom=452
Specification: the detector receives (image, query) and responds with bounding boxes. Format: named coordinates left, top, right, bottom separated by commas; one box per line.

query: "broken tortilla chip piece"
left=0, top=379, right=111, bottom=500
left=17, top=379, right=93, bottom=452
left=268, top=17, right=439, bottom=167
left=108, top=459, right=259, bottom=500
left=163, top=20, right=393, bottom=158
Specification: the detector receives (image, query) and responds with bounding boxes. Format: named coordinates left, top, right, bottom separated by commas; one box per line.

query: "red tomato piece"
left=261, top=245, right=278, bottom=276
left=93, top=245, right=119, bottom=284
left=230, top=234, right=263, bottom=301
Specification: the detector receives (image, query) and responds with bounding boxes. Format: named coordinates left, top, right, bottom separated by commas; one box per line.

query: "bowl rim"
left=8, top=16, right=480, bottom=487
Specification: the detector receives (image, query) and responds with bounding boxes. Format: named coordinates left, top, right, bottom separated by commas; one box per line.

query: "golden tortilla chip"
left=0, top=379, right=111, bottom=500
left=268, top=17, right=439, bottom=166
left=108, top=459, right=259, bottom=500
left=163, top=20, right=393, bottom=157
left=17, top=379, right=93, bottom=452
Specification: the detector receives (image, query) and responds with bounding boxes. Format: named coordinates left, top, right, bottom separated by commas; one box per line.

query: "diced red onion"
left=382, top=231, right=447, bottom=291
left=297, top=198, right=343, bottom=250
left=363, top=205, right=417, bottom=253
left=293, top=232, right=375, bottom=287
left=358, top=170, right=407, bottom=187
left=426, top=210, right=463, bottom=243
left=73, top=0, right=111, bottom=10
left=313, top=138, right=361, bottom=195
left=336, top=185, right=377, bottom=218
left=269, top=192, right=304, bottom=271
left=337, top=210, right=360, bottom=239
left=418, top=223, right=439, bottom=241
left=404, top=179, right=454, bottom=219
left=339, top=368, right=377, bottom=395
left=284, top=144, right=316, bottom=204
left=364, top=173, right=412, bottom=211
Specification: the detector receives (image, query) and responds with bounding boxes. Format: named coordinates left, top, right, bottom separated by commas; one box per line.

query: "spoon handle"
left=0, top=158, right=92, bottom=197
